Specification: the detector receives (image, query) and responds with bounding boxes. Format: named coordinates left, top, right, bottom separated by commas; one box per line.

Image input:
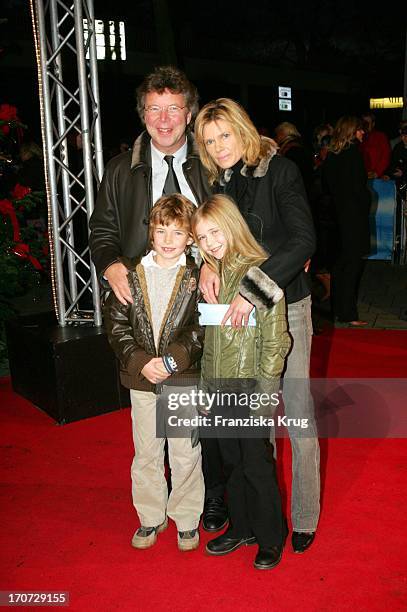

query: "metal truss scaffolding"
left=30, top=0, right=104, bottom=326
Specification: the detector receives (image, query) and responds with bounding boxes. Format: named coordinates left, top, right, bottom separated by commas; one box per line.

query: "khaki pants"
left=130, top=387, right=204, bottom=532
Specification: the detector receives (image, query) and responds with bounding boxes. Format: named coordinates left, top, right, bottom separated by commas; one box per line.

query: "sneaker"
left=131, top=517, right=168, bottom=549
left=177, top=528, right=199, bottom=552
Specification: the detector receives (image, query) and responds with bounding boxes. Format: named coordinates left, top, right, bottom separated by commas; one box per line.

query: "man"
left=89, top=65, right=227, bottom=532
left=359, top=112, right=391, bottom=179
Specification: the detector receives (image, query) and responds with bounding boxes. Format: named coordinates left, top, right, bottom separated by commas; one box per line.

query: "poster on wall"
left=367, top=179, right=397, bottom=261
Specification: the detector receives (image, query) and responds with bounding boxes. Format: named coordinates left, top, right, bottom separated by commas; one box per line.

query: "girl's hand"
left=221, top=294, right=254, bottom=327
left=199, top=263, right=220, bottom=304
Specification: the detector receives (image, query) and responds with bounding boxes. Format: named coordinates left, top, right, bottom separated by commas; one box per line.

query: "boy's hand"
left=141, top=358, right=171, bottom=384
left=104, top=262, right=133, bottom=305
left=199, top=263, right=220, bottom=304
left=221, top=294, right=254, bottom=327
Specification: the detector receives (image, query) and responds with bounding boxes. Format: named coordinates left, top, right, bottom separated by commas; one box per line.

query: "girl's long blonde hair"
left=191, top=194, right=267, bottom=273
left=329, top=115, right=363, bottom=154
left=194, top=98, right=272, bottom=185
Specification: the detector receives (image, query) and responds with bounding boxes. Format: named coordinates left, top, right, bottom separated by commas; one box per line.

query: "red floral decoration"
left=0, top=104, right=19, bottom=135
left=11, top=183, right=32, bottom=201
left=0, top=198, right=21, bottom=241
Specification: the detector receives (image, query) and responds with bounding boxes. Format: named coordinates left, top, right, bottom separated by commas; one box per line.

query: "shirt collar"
left=150, top=139, right=188, bottom=167
left=141, top=250, right=186, bottom=269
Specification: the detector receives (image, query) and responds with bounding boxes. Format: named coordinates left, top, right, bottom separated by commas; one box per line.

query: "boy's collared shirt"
left=141, top=250, right=186, bottom=270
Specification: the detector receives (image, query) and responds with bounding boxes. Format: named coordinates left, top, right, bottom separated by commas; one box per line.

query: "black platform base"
left=5, top=312, right=130, bottom=424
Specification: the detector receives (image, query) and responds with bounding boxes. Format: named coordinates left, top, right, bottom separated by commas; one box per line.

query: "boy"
left=104, top=194, right=204, bottom=551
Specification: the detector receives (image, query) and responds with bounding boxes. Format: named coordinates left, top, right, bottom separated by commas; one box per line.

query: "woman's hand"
left=221, top=294, right=254, bottom=327
left=199, top=263, right=220, bottom=304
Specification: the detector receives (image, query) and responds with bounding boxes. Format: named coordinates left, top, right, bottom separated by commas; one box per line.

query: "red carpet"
left=1, top=329, right=406, bottom=611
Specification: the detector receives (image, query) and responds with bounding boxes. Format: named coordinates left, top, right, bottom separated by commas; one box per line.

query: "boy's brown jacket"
left=103, top=256, right=203, bottom=393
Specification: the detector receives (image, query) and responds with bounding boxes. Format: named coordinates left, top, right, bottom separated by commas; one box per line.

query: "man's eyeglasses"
left=144, top=105, right=187, bottom=117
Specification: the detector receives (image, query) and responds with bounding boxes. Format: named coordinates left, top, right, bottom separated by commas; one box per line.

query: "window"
left=83, top=19, right=126, bottom=61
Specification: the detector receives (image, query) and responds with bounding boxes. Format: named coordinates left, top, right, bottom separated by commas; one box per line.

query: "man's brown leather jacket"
left=89, top=131, right=211, bottom=280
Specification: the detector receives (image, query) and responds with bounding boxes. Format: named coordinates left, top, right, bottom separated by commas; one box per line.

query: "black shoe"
left=202, top=497, right=228, bottom=532
left=206, top=531, right=256, bottom=555
left=254, top=545, right=283, bottom=570
left=292, top=531, right=315, bottom=553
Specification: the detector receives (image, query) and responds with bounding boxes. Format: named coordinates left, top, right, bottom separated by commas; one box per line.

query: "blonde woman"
left=322, top=116, right=371, bottom=326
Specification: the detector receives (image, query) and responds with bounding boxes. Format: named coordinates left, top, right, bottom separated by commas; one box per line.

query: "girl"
left=192, top=194, right=291, bottom=570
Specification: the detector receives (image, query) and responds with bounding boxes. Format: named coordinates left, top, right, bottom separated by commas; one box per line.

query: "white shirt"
left=151, top=140, right=198, bottom=206
left=141, top=250, right=186, bottom=270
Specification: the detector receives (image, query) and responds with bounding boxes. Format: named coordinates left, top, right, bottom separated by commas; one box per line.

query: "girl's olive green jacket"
left=201, top=259, right=292, bottom=399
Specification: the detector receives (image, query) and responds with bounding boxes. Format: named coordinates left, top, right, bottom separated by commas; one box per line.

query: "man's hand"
left=104, top=262, right=133, bottom=305
left=304, top=258, right=311, bottom=273
left=141, top=358, right=171, bottom=384
left=199, top=263, right=220, bottom=304
left=221, top=294, right=254, bottom=327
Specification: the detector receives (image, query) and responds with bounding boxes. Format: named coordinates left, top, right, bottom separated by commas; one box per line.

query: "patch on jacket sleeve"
left=187, top=277, right=197, bottom=293
left=239, top=266, right=284, bottom=310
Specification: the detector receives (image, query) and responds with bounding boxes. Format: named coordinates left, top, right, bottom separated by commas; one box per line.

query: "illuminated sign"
left=279, top=86, right=292, bottom=99
left=370, top=97, right=403, bottom=109
left=278, top=86, right=292, bottom=111
left=279, top=99, right=292, bottom=111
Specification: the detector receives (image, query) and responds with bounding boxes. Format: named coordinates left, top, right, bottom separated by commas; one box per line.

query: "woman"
left=194, top=98, right=320, bottom=554
left=322, top=116, right=371, bottom=326
left=192, top=194, right=291, bottom=570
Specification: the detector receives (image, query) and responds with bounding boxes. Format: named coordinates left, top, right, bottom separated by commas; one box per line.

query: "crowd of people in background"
left=267, top=113, right=405, bottom=328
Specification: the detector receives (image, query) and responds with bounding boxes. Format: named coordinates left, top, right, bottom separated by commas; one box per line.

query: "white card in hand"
left=198, top=303, right=256, bottom=326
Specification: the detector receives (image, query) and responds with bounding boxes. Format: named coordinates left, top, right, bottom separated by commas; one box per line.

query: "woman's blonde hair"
left=275, top=121, right=301, bottom=140
left=329, top=116, right=363, bottom=154
left=191, top=194, right=267, bottom=273
left=194, top=98, right=270, bottom=185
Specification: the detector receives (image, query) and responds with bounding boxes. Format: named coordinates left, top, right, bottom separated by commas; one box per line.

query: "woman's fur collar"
left=222, top=136, right=278, bottom=184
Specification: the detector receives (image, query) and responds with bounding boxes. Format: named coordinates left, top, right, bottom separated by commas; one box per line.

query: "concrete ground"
left=312, top=259, right=407, bottom=331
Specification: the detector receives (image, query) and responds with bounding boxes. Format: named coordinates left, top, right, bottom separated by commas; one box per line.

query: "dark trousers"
left=219, top=434, right=284, bottom=547
left=200, top=436, right=226, bottom=499
left=203, top=384, right=285, bottom=548
left=331, top=253, right=365, bottom=321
